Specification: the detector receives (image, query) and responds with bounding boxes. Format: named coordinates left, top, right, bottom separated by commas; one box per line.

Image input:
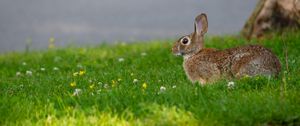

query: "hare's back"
left=229, top=45, right=281, bottom=78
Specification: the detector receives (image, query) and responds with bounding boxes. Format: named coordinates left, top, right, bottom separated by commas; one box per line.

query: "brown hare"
left=172, top=13, right=281, bottom=85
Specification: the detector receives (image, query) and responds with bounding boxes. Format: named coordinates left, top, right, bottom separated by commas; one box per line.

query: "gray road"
left=0, top=0, right=257, bottom=52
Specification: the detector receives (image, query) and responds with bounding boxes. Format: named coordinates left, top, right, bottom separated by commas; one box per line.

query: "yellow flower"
left=89, top=84, right=95, bottom=89
left=79, top=70, right=85, bottom=76
left=142, top=83, right=147, bottom=89
left=112, top=80, right=116, bottom=87
left=73, top=72, right=79, bottom=76
left=70, top=82, right=76, bottom=87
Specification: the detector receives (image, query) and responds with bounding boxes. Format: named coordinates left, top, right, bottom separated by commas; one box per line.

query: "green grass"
left=0, top=32, right=300, bottom=126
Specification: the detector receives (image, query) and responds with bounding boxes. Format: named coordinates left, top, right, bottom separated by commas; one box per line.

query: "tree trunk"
left=242, top=0, right=300, bottom=39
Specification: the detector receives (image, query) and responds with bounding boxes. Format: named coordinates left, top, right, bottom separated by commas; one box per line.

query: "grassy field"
left=0, top=32, right=300, bottom=126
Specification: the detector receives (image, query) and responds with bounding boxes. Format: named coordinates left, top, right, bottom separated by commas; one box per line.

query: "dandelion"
left=79, top=70, right=85, bottom=76
left=172, top=85, right=177, bottom=89
left=70, top=82, right=76, bottom=87
left=53, top=67, right=59, bottom=71
left=26, top=70, right=32, bottom=76
left=142, top=83, right=147, bottom=89
left=160, top=86, right=166, bottom=92
left=73, top=88, right=82, bottom=96
left=22, top=62, right=27, bottom=66
left=40, top=68, right=46, bottom=71
left=16, top=72, right=22, bottom=76
left=141, top=52, right=147, bottom=56
left=73, top=72, right=79, bottom=77
left=227, top=81, right=235, bottom=89
left=133, top=79, right=138, bottom=83
left=111, top=80, right=116, bottom=87
left=89, top=84, right=95, bottom=89
left=118, top=58, right=124, bottom=62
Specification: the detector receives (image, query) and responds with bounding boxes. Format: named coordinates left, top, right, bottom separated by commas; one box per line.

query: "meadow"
left=0, top=32, right=300, bottom=126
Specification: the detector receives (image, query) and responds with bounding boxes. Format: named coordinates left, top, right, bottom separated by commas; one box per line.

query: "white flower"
left=103, top=84, right=109, bottom=89
left=73, top=72, right=79, bottom=76
left=40, top=68, right=46, bottom=71
left=26, top=70, right=32, bottom=76
left=172, top=85, right=177, bottom=89
left=227, top=81, right=235, bottom=89
left=160, top=86, right=166, bottom=92
left=141, top=52, right=147, bottom=56
left=16, top=72, right=22, bottom=76
left=118, top=58, right=124, bottom=62
left=22, top=62, right=27, bottom=66
left=53, top=67, right=59, bottom=71
left=73, top=88, right=82, bottom=96
left=133, top=79, right=138, bottom=83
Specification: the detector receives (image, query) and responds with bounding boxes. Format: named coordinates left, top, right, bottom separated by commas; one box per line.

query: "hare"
left=172, top=13, right=281, bottom=85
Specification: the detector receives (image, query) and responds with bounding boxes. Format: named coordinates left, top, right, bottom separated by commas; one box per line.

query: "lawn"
left=0, top=32, right=300, bottom=126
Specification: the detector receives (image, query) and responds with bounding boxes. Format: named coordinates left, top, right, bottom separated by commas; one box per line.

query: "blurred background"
left=0, top=0, right=258, bottom=52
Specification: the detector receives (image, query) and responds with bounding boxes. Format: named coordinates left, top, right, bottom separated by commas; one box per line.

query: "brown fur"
left=172, top=13, right=281, bottom=85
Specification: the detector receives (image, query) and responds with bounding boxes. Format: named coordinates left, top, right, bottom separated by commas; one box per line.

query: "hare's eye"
left=181, top=37, right=190, bottom=45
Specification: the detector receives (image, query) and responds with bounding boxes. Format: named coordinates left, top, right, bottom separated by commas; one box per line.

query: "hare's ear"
left=194, top=13, right=208, bottom=35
